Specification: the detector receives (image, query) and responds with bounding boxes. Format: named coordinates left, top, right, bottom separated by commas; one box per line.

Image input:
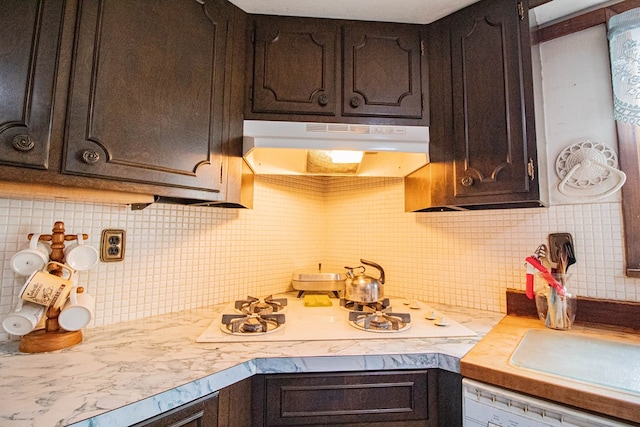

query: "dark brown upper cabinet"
left=251, top=16, right=338, bottom=116
left=406, top=0, right=543, bottom=211
left=0, top=0, right=65, bottom=170
left=247, top=15, right=427, bottom=125
left=342, top=22, right=423, bottom=119
left=63, top=0, right=230, bottom=193
left=449, top=0, right=538, bottom=203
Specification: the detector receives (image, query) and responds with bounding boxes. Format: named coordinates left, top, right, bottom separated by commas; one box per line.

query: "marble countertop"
left=0, top=300, right=503, bottom=427
left=461, top=315, right=640, bottom=424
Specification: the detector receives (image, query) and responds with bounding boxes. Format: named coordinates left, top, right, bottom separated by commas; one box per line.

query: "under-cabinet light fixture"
left=329, top=150, right=364, bottom=164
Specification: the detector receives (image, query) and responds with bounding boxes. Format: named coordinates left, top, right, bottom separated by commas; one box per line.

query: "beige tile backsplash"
left=1, top=176, right=638, bottom=341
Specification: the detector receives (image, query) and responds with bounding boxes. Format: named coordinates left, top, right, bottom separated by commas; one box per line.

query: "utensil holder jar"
left=534, top=273, right=577, bottom=330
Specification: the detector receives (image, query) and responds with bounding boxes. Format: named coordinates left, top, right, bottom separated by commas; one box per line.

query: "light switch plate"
left=101, top=229, right=125, bottom=262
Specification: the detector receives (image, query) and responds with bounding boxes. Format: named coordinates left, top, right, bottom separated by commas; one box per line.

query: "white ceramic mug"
left=58, top=286, right=95, bottom=331
left=2, top=300, right=46, bottom=336
left=64, top=234, right=99, bottom=271
left=10, top=234, right=51, bottom=276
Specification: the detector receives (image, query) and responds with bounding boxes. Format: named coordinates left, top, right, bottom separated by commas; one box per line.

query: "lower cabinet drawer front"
left=264, top=371, right=430, bottom=426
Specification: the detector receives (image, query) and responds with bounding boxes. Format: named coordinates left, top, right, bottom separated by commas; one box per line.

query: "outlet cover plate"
left=101, top=229, right=125, bottom=262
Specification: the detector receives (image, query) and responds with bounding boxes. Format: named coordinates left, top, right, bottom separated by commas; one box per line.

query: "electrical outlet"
left=101, top=229, right=125, bottom=262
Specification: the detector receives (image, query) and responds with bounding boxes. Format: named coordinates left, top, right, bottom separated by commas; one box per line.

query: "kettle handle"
left=360, top=259, right=385, bottom=284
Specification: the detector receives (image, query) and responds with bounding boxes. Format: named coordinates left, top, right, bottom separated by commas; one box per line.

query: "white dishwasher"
left=462, top=379, right=630, bottom=427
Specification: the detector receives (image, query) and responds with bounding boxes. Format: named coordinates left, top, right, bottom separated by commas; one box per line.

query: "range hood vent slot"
left=243, top=120, right=429, bottom=177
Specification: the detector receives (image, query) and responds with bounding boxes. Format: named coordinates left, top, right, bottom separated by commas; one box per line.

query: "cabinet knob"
left=81, top=149, right=100, bottom=164
left=350, top=96, right=361, bottom=108
left=12, top=135, right=35, bottom=152
left=461, top=176, right=474, bottom=187
left=318, top=94, right=329, bottom=106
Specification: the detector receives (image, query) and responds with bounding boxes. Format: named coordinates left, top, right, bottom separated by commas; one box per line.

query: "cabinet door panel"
left=450, top=0, right=534, bottom=199
left=0, top=0, right=64, bottom=169
left=64, top=0, right=227, bottom=192
left=263, top=371, right=430, bottom=426
left=343, top=22, right=423, bottom=119
left=252, top=16, right=337, bottom=116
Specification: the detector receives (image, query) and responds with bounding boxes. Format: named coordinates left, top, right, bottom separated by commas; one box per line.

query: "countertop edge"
left=69, top=351, right=460, bottom=427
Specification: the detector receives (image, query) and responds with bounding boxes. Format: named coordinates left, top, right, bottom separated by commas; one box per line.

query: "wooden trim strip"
left=537, top=0, right=640, bottom=43
left=616, top=123, right=640, bottom=278
left=506, top=289, right=640, bottom=331
left=0, top=180, right=155, bottom=206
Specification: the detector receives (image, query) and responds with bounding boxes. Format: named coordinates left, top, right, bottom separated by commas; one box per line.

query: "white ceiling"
left=227, top=0, right=619, bottom=25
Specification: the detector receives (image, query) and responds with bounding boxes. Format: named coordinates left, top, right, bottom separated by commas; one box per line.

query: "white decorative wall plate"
left=555, top=140, right=626, bottom=200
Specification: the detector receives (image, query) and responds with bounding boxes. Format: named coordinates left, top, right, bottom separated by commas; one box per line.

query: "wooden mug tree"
left=19, top=221, right=89, bottom=353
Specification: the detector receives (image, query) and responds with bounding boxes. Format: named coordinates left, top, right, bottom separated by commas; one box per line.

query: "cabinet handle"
left=12, top=135, right=35, bottom=152
left=81, top=149, right=100, bottom=164
left=517, top=1, right=525, bottom=21
left=527, top=158, right=535, bottom=180
left=461, top=176, right=474, bottom=187
left=350, top=96, right=361, bottom=108
left=318, top=94, right=329, bottom=106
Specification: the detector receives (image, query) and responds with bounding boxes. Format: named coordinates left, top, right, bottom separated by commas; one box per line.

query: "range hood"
left=243, top=120, right=429, bottom=177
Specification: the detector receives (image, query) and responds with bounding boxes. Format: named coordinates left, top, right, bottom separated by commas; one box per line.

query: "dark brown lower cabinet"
left=132, top=392, right=219, bottom=427
left=132, top=376, right=253, bottom=427
left=130, top=370, right=460, bottom=427
left=219, top=376, right=253, bottom=427
left=436, top=370, right=462, bottom=427
left=251, top=370, right=453, bottom=427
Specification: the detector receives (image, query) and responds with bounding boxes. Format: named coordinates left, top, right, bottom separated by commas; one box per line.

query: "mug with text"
left=20, top=262, right=74, bottom=309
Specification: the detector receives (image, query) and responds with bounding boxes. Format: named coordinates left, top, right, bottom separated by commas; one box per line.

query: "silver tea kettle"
left=344, top=259, right=385, bottom=303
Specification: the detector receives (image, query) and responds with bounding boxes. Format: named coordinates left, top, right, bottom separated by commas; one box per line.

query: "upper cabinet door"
left=449, top=0, right=537, bottom=201
left=342, top=22, right=423, bottom=119
left=0, top=0, right=65, bottom=170
left=251, top=16, right=337, bottom=116
left=64, top=0, right=229, bottom=193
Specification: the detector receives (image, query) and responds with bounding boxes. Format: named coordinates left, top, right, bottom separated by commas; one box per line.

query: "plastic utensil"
left=563, top=242, right=576, bottom=272
left=525, top=262, right=537, bottom=299
left=524, top=245, right=547, bottom=299
left=525, top=256, right=565, bottom=296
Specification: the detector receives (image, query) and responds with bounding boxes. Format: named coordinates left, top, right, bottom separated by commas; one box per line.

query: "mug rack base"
left=19, top=329, right=82, bottom=353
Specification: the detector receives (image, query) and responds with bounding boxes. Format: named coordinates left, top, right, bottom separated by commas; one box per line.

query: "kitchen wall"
left=2, top=23, right=639, bottom=342
left=1, top=174, right=636, bottom=343
left=0, top=176, right=327, bottom=342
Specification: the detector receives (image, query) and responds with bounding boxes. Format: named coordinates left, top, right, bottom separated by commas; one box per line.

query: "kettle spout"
left=344, top=266, right=355, bottom=279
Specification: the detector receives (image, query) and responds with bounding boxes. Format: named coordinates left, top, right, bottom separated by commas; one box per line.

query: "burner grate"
left=221, top=313, right=285, bottom=335
left=340, top=298, right=390, bottom=312
left=348, top=309, right=411, bottom=332
left=235, top=295, right=288, bottom=315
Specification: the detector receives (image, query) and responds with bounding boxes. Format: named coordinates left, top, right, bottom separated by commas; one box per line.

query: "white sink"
left=509, top=329, right=640, bottom=396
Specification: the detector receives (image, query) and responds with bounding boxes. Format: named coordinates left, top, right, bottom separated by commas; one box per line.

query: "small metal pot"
left=344, top=259, right=385, bottom=303
left=291, top=264, right=345, bottom=293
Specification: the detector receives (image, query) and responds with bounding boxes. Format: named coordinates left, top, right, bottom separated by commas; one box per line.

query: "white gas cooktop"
left=196, top=293, right=476, bottom=343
